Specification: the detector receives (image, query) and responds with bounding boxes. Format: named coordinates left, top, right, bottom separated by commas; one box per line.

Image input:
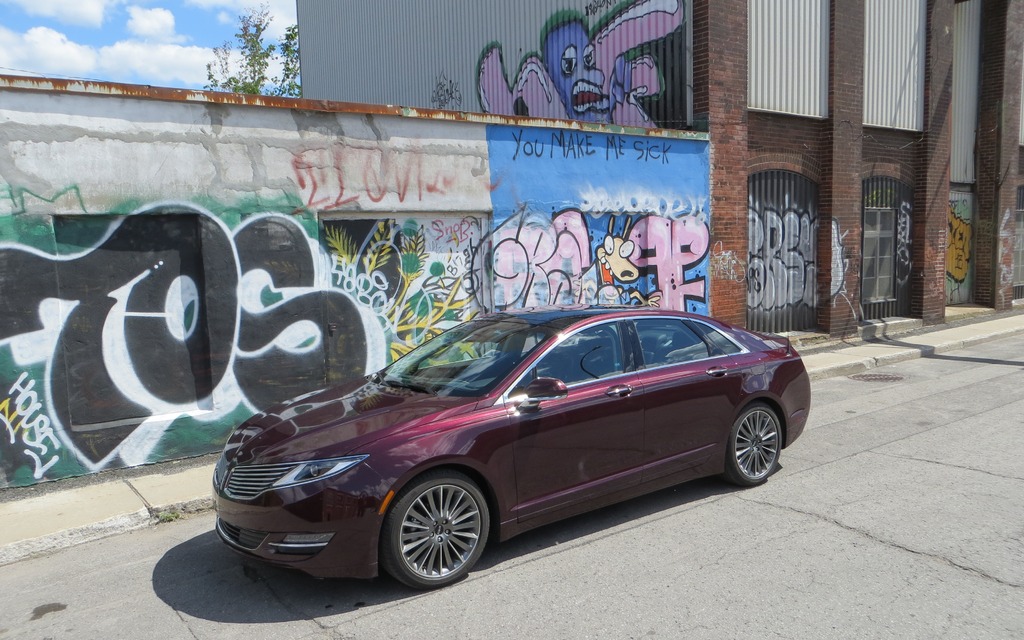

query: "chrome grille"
left=225, top=462, right=298, bottom=499
left=217, top=518, right=268, bottom=550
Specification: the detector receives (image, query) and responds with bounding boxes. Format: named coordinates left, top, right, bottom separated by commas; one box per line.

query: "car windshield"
left=379, top=318, right=557, bottom=397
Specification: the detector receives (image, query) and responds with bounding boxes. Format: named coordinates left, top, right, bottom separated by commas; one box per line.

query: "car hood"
left=225, top=378, right=478, bottom=466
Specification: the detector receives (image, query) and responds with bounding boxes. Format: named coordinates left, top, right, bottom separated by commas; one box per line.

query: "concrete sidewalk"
left=3, top=308, right=1024, bottom=567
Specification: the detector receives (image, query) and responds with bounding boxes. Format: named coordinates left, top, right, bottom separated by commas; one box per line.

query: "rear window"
left=634, top=318, right=710, bottom=367
left=685, top=321, right=743, bottom=356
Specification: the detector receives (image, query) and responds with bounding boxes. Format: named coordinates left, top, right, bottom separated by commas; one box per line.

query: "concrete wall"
left=0, top=80, right=710, bottom=487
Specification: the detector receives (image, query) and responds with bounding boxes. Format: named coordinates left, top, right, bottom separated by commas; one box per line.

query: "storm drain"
left=848, top=373, right=904, bottom=383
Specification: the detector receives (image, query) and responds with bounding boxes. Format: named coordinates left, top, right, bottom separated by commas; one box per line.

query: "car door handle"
left=605, top=384, right=633, bottom=397
left=705, top=366, right=730, bottom=378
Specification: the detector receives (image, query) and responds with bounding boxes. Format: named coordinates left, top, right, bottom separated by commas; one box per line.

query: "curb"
left=0, top=509, right=151, bottom=566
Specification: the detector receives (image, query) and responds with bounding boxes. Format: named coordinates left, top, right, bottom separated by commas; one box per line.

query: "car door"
left=509, top=321, right=644, bottom=522
left=632, top=317, right=744, bottom=482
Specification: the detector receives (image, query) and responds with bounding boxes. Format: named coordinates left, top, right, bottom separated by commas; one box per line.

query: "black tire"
left=723, top=403, right=781, bottom=487
left=379, top=470, right=490, bottom=589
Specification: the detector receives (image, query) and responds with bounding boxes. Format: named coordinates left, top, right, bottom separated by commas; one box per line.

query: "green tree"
left=205, top=4, right=301, bottom=97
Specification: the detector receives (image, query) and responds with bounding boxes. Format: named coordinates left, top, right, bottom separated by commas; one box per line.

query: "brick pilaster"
left=819, top=0, right=865, bottom=337
left=913, top=0, right=954, bottom=324
left=975, top=0, right=1023, bottom=309
left=695, top=0, right=749, bottom=326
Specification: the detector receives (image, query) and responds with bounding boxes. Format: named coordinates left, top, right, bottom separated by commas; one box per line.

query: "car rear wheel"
left=723, top=403, right=781, bottom=486
left=380, top=470, right=490, bottom=589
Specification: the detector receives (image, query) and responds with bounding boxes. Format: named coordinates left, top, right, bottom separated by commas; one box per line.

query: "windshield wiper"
left=380, top=376, right=436, bottom=395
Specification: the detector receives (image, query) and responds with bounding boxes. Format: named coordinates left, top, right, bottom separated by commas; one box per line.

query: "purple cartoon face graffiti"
left=545, top=21, right=609, bottom=120
left=477, top=0, right=684, bottom=127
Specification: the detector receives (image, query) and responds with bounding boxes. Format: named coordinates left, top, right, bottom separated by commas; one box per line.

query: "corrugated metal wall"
left=748, top=0, right=828, bottom=118
left=297, top=0, right=692, bottom=129
left=863, top=0, right=926, bottom=131
left=747, top=171, right=820, bottom=333
left=951, top=0, right=981, bottom=183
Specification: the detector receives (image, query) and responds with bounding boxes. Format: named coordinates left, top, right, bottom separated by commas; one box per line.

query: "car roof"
left=477, top=305, right=695, bottom=330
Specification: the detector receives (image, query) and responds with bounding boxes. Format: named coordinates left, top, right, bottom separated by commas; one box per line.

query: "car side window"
left=532, top=323, right=625, bottom=385
left=634, top=318, right=709, bottom=367
left=684, top=320, right=743, bottom=356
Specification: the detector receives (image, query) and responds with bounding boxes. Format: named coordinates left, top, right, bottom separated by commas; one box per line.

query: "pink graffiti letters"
left=293, top=144, right=460, bottom=210
left=483, top=208, right=708, bottom=312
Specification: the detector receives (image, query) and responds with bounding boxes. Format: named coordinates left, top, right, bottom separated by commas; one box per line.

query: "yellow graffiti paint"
left=946, top=207, right=972, bottom=284
left=0, top=397, right=17, bottom=438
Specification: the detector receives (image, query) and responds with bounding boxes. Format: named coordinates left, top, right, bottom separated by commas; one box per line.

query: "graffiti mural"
left=947, top=193, right=974, bottom=304
left=477, top=0, right=687, bottom=128
left=323, top=215, right=485, bottom=363
left=0, top=203, right=385, bottom=487
left=480, top=207, right=708, bottom=310
left=484, top=125, right=711, bottom=314
left=747, top=171, right=819, bottom=332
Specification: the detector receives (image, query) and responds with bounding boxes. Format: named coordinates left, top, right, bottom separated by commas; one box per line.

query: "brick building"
left=695, top=0, right=1023, bottom=335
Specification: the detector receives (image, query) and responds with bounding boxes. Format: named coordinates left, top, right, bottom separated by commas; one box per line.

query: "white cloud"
left=0, top=25, right=98, bottom=77
left=0, top=24, right=211, bottom=88
left=0, top=0, right=124, bottom=28
left=98, top=40, right=212, bottom=86
left=127, top=6, right=185, bottom=43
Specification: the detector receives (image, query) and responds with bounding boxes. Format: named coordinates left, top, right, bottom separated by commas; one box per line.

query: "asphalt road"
left=2, top=336, right=1023, bottom=640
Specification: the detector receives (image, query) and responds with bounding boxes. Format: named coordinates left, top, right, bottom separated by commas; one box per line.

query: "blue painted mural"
left=481, top=125, right=711, bottom=314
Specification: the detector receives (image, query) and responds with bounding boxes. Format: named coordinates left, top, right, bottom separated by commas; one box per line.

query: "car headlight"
left=271, top=455, right=368, bottom=490
left=213, top=454, right=228, bottom=488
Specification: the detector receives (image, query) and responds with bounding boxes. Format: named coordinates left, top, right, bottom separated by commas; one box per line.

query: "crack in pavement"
left=735, top=495, right=1024, bottom=590
left=173, top=608, right=201, bottom=640
left=872, top=450, right=1023, bottom=482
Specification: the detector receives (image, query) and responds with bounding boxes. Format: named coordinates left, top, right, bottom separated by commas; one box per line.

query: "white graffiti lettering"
left=2, top=373, right=61, bottom=479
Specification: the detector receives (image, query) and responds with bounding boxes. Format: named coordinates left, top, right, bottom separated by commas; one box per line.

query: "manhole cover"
left=848, top=373, right=904, bottom=383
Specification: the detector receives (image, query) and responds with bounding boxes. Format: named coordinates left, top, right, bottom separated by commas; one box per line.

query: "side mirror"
left=517, top=377, right=568, bottom=412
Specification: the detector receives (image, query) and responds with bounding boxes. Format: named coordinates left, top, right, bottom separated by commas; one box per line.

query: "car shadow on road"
left=151, top=476, right=742, bottom=624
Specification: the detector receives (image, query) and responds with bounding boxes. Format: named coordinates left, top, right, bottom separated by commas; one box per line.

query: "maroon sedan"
left=213, top=306, right=810, bottom=588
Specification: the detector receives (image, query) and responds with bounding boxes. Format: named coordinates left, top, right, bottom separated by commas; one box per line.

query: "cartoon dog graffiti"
left=477, top=0, right=684, bottom=127
left=594, top=216, right=663, bottom=306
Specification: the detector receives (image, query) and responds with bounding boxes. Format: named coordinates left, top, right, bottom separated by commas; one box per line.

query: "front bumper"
left=213, top=464, right=387, bottom=579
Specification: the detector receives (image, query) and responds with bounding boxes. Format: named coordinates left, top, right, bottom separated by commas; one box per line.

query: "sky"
left=0, top=0, right=297, bottom=90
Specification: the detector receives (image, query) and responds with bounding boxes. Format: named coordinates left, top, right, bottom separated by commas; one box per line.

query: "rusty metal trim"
left=0, top=74, right=709, bottom=142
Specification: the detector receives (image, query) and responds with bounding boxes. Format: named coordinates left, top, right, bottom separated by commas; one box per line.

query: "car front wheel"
left=380, top=470, right=490, bottom=589
left=724, top=403, right=781, bottom=486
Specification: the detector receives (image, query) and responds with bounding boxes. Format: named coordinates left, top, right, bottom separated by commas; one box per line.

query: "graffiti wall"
left=0, top=84, right=709, bottom=487
left=322, top=215, right=486, bottom=365
left=947, top=192, right=975, bottom=304
left=0, top=205, right=382, bottom=485
left=484, top=125, right=711, bottom=313
left=0, top=87, right=498, bottom=487
left=477, top=0, right=688, bottom=128
left=298, top=0, right=690, bottom=129
left=747, top=171, right=820, bottom=333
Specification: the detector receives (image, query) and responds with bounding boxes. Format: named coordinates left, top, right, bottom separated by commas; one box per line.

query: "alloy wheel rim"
left=735, top=409, right=779, bottom=480
left=399, top=483, right=481, bottom=579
